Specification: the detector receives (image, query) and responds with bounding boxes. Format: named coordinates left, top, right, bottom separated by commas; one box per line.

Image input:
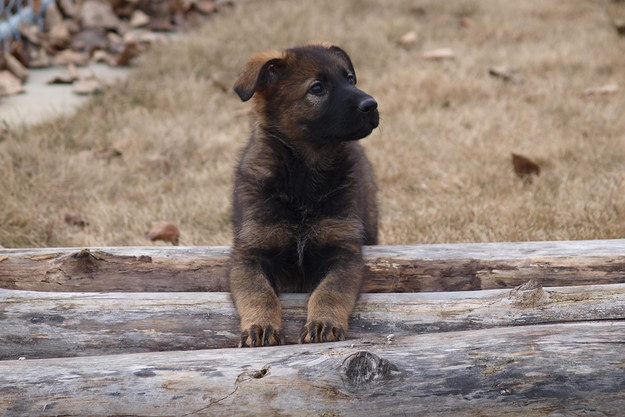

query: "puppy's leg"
left=230, top=257, right=282, bottom=347
left=299, top=246, right=364, bottom=343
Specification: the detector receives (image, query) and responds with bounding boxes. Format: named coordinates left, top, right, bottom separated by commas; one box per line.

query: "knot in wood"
left=341, top=351, right=399, bottom=387
left=509, top=279, right=547, bottom=308
left=68, top=249, right=105, bottom=274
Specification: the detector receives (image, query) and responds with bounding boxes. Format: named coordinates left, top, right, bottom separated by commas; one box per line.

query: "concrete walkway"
left=0, top=63, right=129, bottom=128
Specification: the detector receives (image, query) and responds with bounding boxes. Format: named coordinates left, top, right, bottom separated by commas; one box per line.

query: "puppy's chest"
left=261, top=159, right=354, bottom=223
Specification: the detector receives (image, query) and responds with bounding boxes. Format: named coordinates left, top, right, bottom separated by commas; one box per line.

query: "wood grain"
left=1, top=239, right=625, bottom=292
left=1, top=321, right=624, bottom=416
left=2, top=282, right=625, bottom=359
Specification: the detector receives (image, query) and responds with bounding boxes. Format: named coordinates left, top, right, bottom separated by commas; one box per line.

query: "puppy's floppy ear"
left=233, top=50, right=284, bottom=102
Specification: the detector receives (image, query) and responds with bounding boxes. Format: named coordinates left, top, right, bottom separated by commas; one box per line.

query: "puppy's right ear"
left=234, top=50, right=284, bottom=102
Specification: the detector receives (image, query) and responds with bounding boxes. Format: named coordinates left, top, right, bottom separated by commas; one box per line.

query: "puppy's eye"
left=347, top=74, right=356, bottom=85
left=308, top=82, right=326, bottom=96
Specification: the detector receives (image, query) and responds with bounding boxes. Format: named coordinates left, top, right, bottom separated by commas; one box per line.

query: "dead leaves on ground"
left=59, top=211, right=181, bottom=246
left=397, top=31, right=418, bottom=47
left=582, top=83, right=619, bottom=96
left=0, top=71, right=24, bottom=97
left=64, top=211, right=88, bottom=227
left=489, top=66, right=524, bottom=84
left=422, top=48, right=455, bottom=60
left=512, top=153, right=541, bottom=183
left=72, top=75, right=104, bottom=95
left=0, top=0, right=233, bottom=97
left=145, top=221, right=180, bottom=245
left=46, top=63, right=104, bottom=94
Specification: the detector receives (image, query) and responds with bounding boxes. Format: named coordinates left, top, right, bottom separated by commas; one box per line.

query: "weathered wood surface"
left=1, top=321, right=624, bottom=417
left=1, top=239, right=625, bottom=292
left=3, top=282, right=625, bottom=360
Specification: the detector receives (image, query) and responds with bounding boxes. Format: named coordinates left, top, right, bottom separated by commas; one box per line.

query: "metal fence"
left=0, top=0, right=55, bottom=53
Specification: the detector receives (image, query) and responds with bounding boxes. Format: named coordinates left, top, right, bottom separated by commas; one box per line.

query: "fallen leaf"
left=148, top=17, right=176, bottom=32
left=27, top=48, right=52, bottom=68
left=67, top=63, right=80, bottom=79
left=194, top=0, right=217, bottom=14
left=130, top=10, right=150, bottom=28
left=72, top=28, right=109, bottom=52
left=49, top=22, right=72, bottom=49
left=145, top=222, right=180, bottom=245
left=512, top=153, right=540, bottom=179
left=410, top=6, right=426, bottom=16
left=93, top=147, right=123, bottom=160
left=0, top=256, right=8, bottom=262
left=64, top=211, right=88, bottom=227
left=54, top=49, right=89, bottom=66
left=398, top=31, right=418, bottom=46
left=116, top=41, right=140, bottom=66
left=125, top=29, right=169, bottom=44
left=19, top=24, right=41, bottom=44
left=422, top=48, right=455, bottom=60
left=58, top=0, right=78, bottom=18
left=459, top=17, right=473, bottom=28
left=107, top=32, right=125, bottom=54
left=612, top=19, right=625, bottom=36
left=44, top=2, right=64, bottom=31
left=47, top=74, right=76, bottom=84
left=47, top=64, right=80, bottom=84
left=80, top=0, right=122, bottom=31
left=92, top=50, right=118, bottom=66
left=582, top=83, right=619, bottom=96
left=73, top=76, right=103, bottom=95
left=145, top=154, right=172, bottom=173
left=184, top=10, right=206, bottom=27
left=4, top=53, right=29, bottom=82
left=489, top=66, right=523, bottom=84
left=0, top=71, right=24, bottom=96
left=9, top=41, right=29, bottom=66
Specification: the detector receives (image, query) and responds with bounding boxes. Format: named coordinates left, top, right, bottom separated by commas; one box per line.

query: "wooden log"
left=1, top=321, right=624, bottom=416
left=2, top=282, right=625, bottom=360
left=1, top=239, right=625, bottom=292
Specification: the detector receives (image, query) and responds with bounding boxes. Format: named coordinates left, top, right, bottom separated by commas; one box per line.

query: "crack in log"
left=183, top=366, right=271, bottom=416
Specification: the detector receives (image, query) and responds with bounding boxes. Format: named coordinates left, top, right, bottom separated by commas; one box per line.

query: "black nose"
left=358, top=97, right=378, bottom=113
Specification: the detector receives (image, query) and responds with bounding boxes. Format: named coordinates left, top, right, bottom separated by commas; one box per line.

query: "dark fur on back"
left=229, top=43, right=379, bottom=347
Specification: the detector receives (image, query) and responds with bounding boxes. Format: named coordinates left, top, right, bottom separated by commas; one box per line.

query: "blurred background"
left=1, top=0, right=624, bottom=248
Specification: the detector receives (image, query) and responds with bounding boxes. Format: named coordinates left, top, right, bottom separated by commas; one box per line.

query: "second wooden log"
left=2, top=282, right=625, bottom=360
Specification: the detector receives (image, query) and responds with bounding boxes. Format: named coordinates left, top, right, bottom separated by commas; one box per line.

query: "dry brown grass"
left=1, top=0, right=625, bottom=248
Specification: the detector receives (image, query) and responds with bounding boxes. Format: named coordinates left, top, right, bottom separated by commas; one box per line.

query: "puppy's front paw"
left=299, top=320, right=346, bottom=344
left=239, top=324, right=282, bottom=347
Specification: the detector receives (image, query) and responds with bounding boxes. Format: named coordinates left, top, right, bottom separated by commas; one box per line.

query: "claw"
left=309, top=322, right=317, bottom=343
left=321, top=321, right=332, bottom=342
left=250, top=324, right=259, bottom=347
left=239, top=331, right=249, bottom=348
left=264, top=325, right=273, bottom=346
left=298, top=326, right=307, bottom=344
left=240, top=324, right=282, bottom=347
left=337, top=326, right=345, bottom=341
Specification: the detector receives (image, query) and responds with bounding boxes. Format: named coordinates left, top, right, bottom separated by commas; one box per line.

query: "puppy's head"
left=234, top=43, right=379, bottom=144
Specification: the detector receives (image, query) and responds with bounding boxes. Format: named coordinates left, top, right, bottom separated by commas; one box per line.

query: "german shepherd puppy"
left=230, top=43, right=379, bottom=347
